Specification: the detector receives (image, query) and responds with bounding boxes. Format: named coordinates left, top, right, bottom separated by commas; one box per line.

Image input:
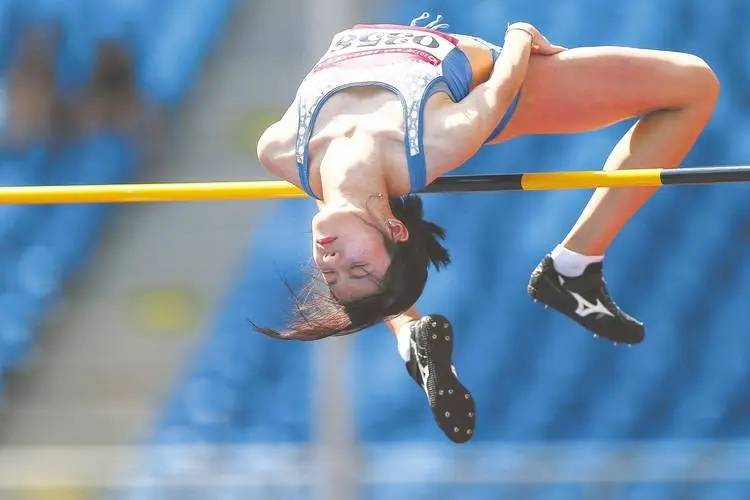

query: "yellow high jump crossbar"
left=0, top=166, right=749, bottom=204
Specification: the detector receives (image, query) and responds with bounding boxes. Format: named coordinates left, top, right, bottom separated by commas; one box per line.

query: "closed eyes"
left=350, top=263, right=370, bottom=278
left=324, top=264, right=371, bottom=286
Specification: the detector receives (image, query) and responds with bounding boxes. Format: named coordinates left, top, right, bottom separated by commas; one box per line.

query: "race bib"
left=315, top=25, right=457, bottom=71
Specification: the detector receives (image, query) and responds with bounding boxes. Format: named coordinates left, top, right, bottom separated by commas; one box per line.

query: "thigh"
left=490, top=46, right=709, bottom=143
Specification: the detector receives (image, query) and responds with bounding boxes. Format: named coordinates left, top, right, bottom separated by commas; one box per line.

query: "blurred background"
left=0, top=0, right=747, bottom=499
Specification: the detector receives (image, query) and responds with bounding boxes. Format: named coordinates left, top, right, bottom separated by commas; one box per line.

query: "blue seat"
left=618, top=483, right=684, bottom=500
left=693, top=482, right=750, bottom=500
left=0, top=290, right=39, bottom=368
left=151, top=200, right=315, bottom=447
left=140, top=0, right=234, bottom=107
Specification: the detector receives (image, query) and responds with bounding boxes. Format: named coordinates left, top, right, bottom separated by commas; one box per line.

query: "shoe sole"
left=414, top=316, right=476, bottom=443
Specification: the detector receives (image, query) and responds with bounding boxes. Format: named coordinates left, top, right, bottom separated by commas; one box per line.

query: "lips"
left=317, top=236, right=338, bottom=245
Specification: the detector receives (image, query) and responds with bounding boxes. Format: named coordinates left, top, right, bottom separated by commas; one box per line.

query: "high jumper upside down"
left=255, top=13, right=719, bottom=442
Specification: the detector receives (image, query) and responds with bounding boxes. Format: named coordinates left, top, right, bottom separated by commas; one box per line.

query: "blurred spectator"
left=79, top=39, right=163, bottom=162
left=0, top=26, right=164, bottom=162
left=3, top=26, right=58, bottom=149
left=82, top=40, right=140, bottom=133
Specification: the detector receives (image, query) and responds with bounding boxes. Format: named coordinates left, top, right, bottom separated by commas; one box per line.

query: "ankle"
left=551, top=244, right=604, bottom=277
left=396, top=324, right=413, bottom=361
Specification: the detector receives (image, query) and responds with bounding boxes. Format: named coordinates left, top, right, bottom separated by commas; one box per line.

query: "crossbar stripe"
left=0, top=166, right=748, bottom=204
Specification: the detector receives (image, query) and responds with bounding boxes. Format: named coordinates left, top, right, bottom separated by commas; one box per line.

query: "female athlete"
left=255, top=14, right=719, bottom=442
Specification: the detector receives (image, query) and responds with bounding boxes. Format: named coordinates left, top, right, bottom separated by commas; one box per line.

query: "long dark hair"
left=253, top=195, right=450, bottom=340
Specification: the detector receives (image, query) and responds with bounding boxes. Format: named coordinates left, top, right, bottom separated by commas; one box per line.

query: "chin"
left=315, top=209, right=361, bottom=233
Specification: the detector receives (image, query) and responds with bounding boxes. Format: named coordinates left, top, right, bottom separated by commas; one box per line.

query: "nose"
left=322, top=250, right=339, bottom=263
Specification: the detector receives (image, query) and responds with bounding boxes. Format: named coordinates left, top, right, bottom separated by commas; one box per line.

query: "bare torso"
left=259, top=35, right=496, bottom=197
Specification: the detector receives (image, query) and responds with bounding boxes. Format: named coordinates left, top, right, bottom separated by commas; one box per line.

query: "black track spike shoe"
left=404, top=314, right=475, bottom=443
left=528, top=255, right=645, bottom=345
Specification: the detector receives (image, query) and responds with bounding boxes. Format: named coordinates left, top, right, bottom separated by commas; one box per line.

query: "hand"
left=506, top=22, right=567, bottom=56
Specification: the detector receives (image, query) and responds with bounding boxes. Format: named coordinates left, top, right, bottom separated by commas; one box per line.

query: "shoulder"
left=256, top=103, right=301, bottom=187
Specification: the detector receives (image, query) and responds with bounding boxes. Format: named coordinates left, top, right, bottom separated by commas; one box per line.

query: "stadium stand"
left=127, top=0, right=750, bottom=498
left=0, top=0, right=234, bottom=397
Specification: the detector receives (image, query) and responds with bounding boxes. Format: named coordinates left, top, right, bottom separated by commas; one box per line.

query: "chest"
left=282, top=29, right=470, bottom=197
left=304, top=91, right=456, bottom=194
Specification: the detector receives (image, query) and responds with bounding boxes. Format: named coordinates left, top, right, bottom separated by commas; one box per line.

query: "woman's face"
left=311, top=208, right=392, bottom=302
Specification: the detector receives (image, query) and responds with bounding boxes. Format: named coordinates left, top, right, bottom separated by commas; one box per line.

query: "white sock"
left=551, top=244, right=604, bottom=277
left=396, top=324, right=412, bottom=362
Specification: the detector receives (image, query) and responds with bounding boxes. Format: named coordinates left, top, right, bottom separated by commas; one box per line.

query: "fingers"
left=506, top=22, right=568, bottom=56
left=513, top=24, right=566, bottom=56
left=532, top=43, right=568, bottom=56
left=548, top=45, right=568, bottom=54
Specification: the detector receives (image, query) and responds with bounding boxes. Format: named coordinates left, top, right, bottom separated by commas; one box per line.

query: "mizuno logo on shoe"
left=570, top=291, right=615, bottom=318
left=418, top=363, right=430, bottom=398
left=411, top=337, right=431, bottom=398
left=557, top=275, right=615, bottom=318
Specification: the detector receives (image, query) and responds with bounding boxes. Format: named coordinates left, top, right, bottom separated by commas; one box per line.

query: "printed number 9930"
left=331, top=31, right=441, bottom=53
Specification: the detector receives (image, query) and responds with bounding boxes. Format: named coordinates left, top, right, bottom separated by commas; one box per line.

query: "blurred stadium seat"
left=0, top=0, right=234, bottom=395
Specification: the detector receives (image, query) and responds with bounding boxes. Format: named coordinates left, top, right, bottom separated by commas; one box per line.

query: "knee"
left=680, top=54, right=720, bottom=107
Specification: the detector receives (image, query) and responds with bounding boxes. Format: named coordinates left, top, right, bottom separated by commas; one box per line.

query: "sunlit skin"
left=311, top=203, right=393, bottom=302
left=310, top=135, right=409, bottom=301
left=258, top=21, right=719, bottom=335
left=258, top=24, right=555, bottom=316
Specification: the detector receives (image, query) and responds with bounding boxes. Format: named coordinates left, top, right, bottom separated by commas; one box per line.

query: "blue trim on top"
left=297, top=82, right=411, bottom=200
left=296, top=47, right=475, bottom=197
left=485, top=90, right=522, bottom=143
left=404, top=47, right=471, bottom=192
left=441, top=47, right=472, bottom=101
left=412, top=78, right=458, bottom=192
left=296, top=97, right=317, bottom=198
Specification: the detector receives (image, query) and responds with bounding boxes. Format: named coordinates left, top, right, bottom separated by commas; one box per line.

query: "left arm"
left=425, top=23, right=565, bottom=176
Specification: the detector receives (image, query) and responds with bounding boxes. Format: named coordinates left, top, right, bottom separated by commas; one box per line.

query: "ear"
left=386, top=218, right=409, bottom=243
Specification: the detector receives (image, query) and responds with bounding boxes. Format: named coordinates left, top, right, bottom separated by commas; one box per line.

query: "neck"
left=319, top=136, right=391, bottom=215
